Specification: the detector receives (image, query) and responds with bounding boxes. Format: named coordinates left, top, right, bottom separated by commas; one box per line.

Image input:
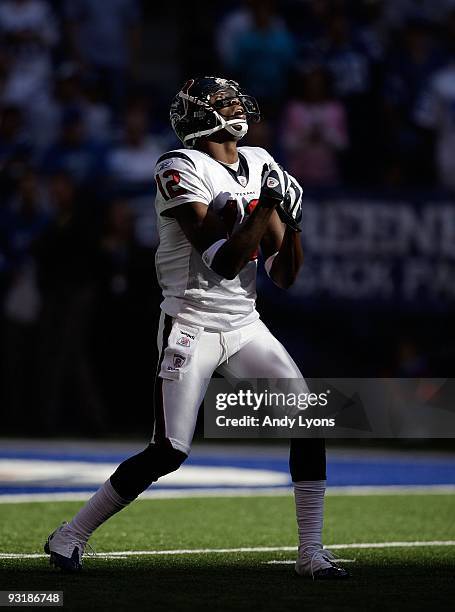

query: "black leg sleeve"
left=110, top=439, right=187, bottom=500
left=289, top=438, right=326, bottom=482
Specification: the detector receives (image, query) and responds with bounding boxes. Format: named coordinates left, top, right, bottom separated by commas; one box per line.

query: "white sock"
left=293, top=479, right=326, bottom=555
left=67, top=479, right=131, bottom=543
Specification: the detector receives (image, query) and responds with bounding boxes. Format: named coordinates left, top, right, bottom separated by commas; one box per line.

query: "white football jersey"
left=154, top=146, right=275, bottom=331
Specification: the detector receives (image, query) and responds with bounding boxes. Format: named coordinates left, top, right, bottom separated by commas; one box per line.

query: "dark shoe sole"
left=295, top=567, right=350, bottom=580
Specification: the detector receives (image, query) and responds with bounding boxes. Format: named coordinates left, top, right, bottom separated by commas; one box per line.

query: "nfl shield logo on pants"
left=173, top=354, right=186, bottom=368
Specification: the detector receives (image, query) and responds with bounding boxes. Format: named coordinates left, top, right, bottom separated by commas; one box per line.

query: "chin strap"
left=183, top=110, right=249, bottom=147
left=224, top=118, right=249, bottom=139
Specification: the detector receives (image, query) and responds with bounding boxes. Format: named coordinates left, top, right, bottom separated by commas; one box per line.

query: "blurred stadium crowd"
left=1, top=0, right=455, bottom=436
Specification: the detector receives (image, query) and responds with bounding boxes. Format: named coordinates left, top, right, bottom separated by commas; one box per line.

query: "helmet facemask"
left=210, top=91, right=260, bottom=141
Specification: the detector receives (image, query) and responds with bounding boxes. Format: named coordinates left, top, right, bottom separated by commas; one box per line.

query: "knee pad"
left=289, top=438, right=326, bottom=482
left=110, top=439, right=187, bottom=500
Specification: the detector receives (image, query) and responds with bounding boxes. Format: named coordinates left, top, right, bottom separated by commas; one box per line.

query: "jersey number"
left=221, top=198, right=259, bottom=261
left=156, top=170, right=187, bottom=200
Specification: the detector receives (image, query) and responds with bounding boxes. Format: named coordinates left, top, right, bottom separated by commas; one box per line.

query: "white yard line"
left=2, top=541, right=455, bottom=560
left=265, top=559, right=357, bottom=564
left=1, top=484, right=454, bottom=504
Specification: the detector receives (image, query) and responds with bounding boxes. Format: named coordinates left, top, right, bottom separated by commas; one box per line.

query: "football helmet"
left=170, top=77, right=261, bottom=148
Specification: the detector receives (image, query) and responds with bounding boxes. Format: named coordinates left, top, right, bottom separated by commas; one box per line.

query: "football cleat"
left=295, top=546, right=350, bottom=580
left=44, top=522, right=85, bottom=572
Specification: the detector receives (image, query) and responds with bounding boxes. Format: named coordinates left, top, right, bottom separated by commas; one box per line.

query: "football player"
left=45, top=77, right=348, bottom=580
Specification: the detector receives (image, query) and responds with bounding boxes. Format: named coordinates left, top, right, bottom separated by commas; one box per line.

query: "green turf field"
left=1, top=494, right=454, bottom=611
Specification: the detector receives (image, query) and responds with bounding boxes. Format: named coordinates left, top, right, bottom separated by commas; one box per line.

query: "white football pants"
left=152, top=312, right=307, bottom=455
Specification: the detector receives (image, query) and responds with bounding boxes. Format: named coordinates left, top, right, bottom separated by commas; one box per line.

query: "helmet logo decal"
left=181, top=79, right=194, bottom=94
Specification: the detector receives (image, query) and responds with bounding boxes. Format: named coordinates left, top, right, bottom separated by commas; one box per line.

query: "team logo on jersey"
left=238, top=176, right=247, bottom=187
left=173, top=354, right=186, bottom=368
left=157, top=159, right=173, bottom=172
left=177, top=336, right=191, bottom=347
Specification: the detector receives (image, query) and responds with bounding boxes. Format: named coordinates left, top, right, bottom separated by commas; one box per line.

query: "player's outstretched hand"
left=277, top=172, right=303, bottom=232
left=260, top=162, right=289, bottom=206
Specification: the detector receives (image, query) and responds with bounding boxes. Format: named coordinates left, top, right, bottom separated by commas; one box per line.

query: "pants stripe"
left=153, top=313, right=173, bottom=442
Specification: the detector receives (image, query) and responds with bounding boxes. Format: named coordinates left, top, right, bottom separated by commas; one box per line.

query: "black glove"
left=260, top=162, right=289, bottom=206
left=277, top=171, right=303, bottom=232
